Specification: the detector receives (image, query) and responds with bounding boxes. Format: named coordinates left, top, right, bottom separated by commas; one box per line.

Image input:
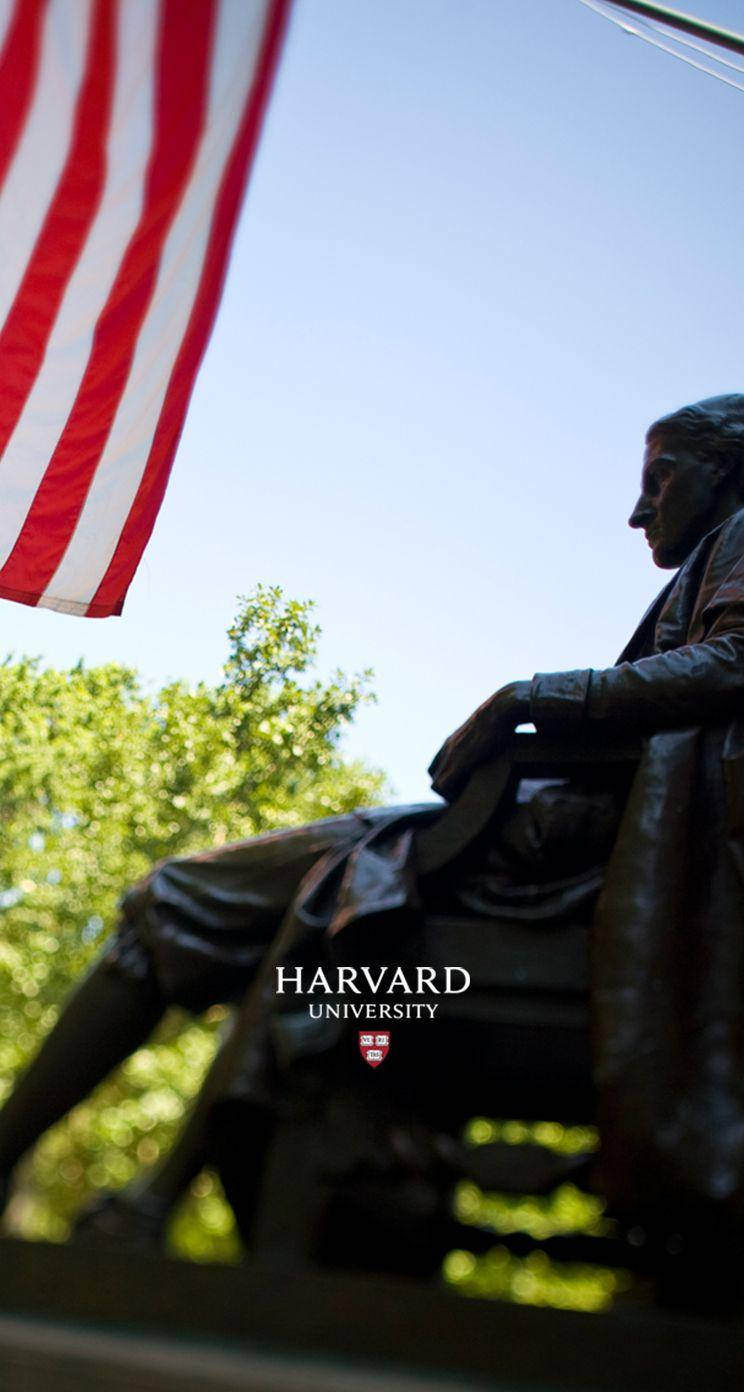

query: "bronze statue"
left=2, top=392, right=744, bottom=1257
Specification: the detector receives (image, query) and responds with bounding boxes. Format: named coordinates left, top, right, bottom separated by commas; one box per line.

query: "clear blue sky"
left=1, top=0, right=742, bottom=801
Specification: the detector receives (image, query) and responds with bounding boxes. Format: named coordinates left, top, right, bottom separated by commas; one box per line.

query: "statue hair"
left=647, top=394, right=744, bottom=493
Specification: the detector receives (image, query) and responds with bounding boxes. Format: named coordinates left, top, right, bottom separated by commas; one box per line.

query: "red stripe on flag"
left=0, top=0, right=218, bottom=599
left=89, top=0, right=291, bottom=618
left=0, top=0, right=48, bottom=189
left=0, top=0, right=115, bottom=456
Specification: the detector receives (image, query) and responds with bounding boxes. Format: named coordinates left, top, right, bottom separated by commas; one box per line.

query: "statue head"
left=629, top=394, right=744, bottom=568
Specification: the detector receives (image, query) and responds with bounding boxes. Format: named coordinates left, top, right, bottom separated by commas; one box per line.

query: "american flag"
left=0, top=0, right=289, bottom=617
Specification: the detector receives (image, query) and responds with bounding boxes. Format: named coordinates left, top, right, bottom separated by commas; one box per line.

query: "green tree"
left=0, top=586, right=386, bottom=1256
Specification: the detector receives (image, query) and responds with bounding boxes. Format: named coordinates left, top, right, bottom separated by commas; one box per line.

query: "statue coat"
left=540, top=508, right=744, bottom=1219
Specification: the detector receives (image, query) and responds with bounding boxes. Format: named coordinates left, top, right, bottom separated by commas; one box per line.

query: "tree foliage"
left=0, top=586, right=386, bottom=1256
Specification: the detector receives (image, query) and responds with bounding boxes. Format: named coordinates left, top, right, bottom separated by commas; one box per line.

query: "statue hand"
left=428, top=681, right=531, bottom=802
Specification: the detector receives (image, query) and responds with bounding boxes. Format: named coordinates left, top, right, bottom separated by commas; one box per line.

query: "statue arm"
left=432, top=548, right=744, bottom=796
left=429, top=627, right=744, bottom=802
left=532, top=631, right=744, bottom=734
left=533, top=539, right=744, bottom=734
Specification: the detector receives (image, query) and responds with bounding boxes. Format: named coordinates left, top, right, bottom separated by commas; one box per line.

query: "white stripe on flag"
left=0, top=0, right=16, bottom=56
left=42, top=0, right=268, bottom=612
left=0, top=0, right=91, bottom=329
left=0, top=0, right=158, bottom=571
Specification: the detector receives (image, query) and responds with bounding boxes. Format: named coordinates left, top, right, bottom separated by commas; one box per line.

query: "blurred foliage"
left=443, top=1246, right=631, bottom=1312
left=454, top=1180, right=611, bottom=1242
left=0, top=585, right=386, bottom=1255
left=464, top=1116, right=598, bottom=1157
left=446, top=1117, right=631, bottom=1313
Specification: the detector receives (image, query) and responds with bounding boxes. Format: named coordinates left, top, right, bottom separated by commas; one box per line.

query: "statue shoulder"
left=703, top=507, right=744, bottom=581
left=715, top=506, right=744, bottom=552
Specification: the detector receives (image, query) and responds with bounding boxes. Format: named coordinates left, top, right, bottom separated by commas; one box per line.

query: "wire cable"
left=579, top=0, right=744, bottom=93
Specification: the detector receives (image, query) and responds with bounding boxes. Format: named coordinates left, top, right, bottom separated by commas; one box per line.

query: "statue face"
left=628, top=435, right=726, bottom=569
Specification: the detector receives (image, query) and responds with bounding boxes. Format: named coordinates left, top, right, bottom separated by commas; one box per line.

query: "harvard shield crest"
left=358, top=1031, right=390, bottom=1068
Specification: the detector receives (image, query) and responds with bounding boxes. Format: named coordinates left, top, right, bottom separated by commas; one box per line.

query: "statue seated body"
left=2, top=394, right=744, bottom=1306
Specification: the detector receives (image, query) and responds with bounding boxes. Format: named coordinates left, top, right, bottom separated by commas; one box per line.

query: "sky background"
left=0, top=0, right=742, bottom=802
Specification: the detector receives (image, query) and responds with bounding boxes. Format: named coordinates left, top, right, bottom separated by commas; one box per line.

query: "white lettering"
left=276, top=967, right=303, bottom=994
left=337, top=966, right=361, bottom=994
left=387, top=967, right=412, bottom=994
left=307, top=967, right=333, bottom=994
left=361, top=966, right=387, bottom=992
left=444, top=967, right=470, bottom=994
left=416, top=966, right=438, bottom=993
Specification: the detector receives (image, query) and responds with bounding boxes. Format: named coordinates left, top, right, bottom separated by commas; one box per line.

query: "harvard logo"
left=358, top=1031, right=390, bottom=1068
